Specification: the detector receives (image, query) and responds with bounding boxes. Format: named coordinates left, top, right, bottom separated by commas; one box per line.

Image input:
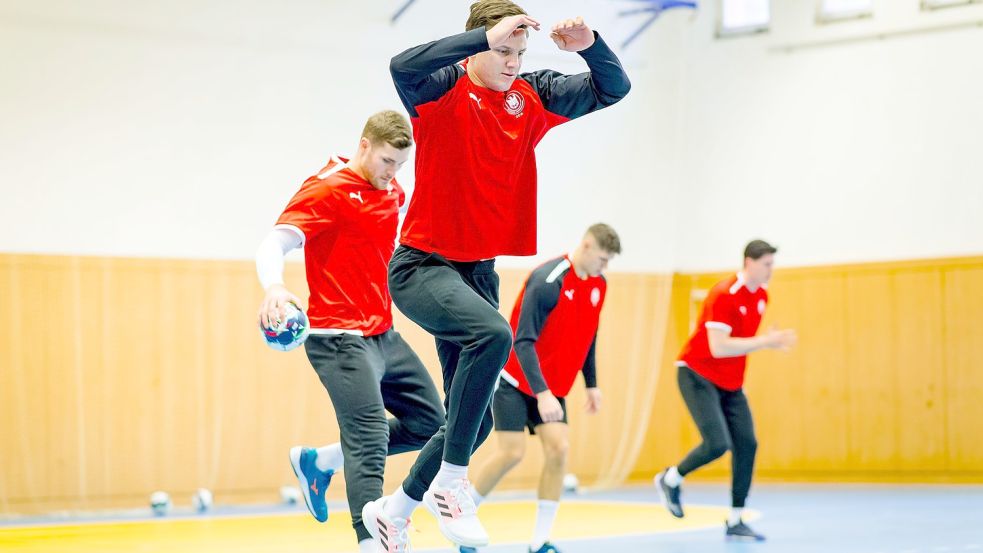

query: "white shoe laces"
left=446, top=478, right=477, bottom=516
left=389, top=517, right=414, bottom=552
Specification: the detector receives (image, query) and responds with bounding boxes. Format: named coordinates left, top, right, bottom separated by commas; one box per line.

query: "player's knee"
left=705, top=437, right=732, bottom=460
left=501, top=443, right=526, bottom=466
left=481, top=317, right=513, bottom=355
left=543, top=439, right=570, bottom=466
left=739, top=435, right=758, bottom=455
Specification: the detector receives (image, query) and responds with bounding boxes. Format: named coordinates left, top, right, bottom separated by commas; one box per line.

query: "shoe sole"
left=423, top=492, right=489, bottom=548
left=726, top=535, right=766, bottom=542
left=654, top=472, right=684, bottom=519
left=289, top=446, right=325, bottom=523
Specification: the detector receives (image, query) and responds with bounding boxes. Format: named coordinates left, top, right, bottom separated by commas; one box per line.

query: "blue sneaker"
left=725, top=520, right=766, bottom=542
left=289, top=446, right=334, bottom=522
left=530, top=543, right=561, bottom=553
left=655, top=469, right=684, bottom=518
left=459, top=547, right=478, bottom=553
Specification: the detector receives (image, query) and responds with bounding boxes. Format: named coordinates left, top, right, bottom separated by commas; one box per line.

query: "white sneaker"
left=423, top=478, right=489, bottom=548
left=362, top=496, right=413, bottom=552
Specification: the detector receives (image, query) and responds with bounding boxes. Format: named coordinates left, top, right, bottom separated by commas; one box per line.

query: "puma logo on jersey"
left=739, top=305, right=748, bottom=316
left=349, top=191, right=363, bottom=204
left=564, top=289, right=575, bottom=301
left=469, top=92, right=482, bottom=108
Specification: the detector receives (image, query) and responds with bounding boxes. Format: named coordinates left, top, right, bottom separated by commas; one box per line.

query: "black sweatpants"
left=305, top=329, right=444, bottom=542
left=388, top=245, right=512, bottom=500
left=676, top=364, right=758, bottom=508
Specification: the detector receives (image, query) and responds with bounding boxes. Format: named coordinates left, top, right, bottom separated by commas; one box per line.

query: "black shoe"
left=725, top=520, right=766, bottom=542
left=655, top=469, right=684, bottom=518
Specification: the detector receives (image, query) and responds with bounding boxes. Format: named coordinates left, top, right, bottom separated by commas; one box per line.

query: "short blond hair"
left=587, top=223, right=622, bottom=254
left=465, top=0, right=527, bottom=31
left=361, top=110, right=413, bottom=149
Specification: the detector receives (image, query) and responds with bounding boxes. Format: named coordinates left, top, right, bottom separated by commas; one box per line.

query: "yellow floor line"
left=0, top=501, right=754, bottom=552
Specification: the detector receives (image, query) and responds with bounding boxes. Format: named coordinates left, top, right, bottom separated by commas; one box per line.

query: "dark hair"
left=465, top=0, right=527, bottom=31
left=587, top=223, right=622, bottom=254
left=744, top=239, right=777, bottom=261
left=361, top=110, right=413, bottom=149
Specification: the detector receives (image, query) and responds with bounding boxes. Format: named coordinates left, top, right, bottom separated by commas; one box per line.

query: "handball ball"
left=280, top=485, right=301, bottom=505
left=260, top=303, right=310, bottom=352
left=562, top=473, right=580, bottom=494
left=150, top=491, right=172, bottom=516
left=192, top=488, right=213, bottom=513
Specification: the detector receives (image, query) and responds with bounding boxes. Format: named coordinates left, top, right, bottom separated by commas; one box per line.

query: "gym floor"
left=2, top=483, right=980, bottom=553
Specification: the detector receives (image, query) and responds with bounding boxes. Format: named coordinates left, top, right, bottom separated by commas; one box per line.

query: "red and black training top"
left=501, top=256, right=607, bottom=398
left=390, top=28, right=631, bottom=261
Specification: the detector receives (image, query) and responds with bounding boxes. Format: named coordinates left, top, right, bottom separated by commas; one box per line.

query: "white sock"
left=728, top=507, right=743, bottom=526
left=384, top=486, right=420, bottom=520
left=530, top=500, right=559, bottom=550
left=664, top=466, right=683, bottom=487
left=315, top=443, right=344, bottom=473
left=358, top=538, right=376, bottom=553
left=468, top=486, right=485, bottom=507
left=433, top=461, right=468, bottom=489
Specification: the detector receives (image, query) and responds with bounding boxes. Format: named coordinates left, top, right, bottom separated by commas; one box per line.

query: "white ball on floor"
left=150, top=491, right=172, bottom=516
left=192, top=488, right=213, bottom=513
left=280, top=485, right=301, bottom=505
left=562, top=473, right=580, bottom=494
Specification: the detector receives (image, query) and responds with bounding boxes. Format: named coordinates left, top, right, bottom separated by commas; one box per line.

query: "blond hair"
left=465, top=0, right=527, bottom=31
left=361, top=110, right=413, bottom=149
left=587, top=223, right=622, bottom=254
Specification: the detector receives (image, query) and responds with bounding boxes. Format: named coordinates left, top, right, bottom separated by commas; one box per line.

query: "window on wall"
left=922, top=0, right=976, bottom=8
left=718, top=0, right=770, bottom=36
left=818, top=0, right=873, bottom=22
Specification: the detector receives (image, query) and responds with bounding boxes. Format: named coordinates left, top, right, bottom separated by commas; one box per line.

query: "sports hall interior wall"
left=2, top=253, right=982, bottom=514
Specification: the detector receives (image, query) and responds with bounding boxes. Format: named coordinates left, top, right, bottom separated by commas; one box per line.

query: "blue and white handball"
left=192, top=488, right=213, bottom=513
left=260, top=302, right=310, bottom=352
left=150, top=491, right=172, bottom=516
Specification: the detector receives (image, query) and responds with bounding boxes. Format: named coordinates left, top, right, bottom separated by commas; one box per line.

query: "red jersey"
left=391, top=29, right=630, bottom=261
left=275, top=155, right=404, bottom=336
left=678, top=273, right=769, bottom=391
left=500, top=256, right=606, bottom=398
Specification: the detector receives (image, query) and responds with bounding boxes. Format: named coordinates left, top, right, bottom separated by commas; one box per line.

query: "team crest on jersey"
left=758, top=299, right=766, bottom=314
left=564, top=289, right=575, bottom=301
left=739, top=305, right=748, bottom=316
left=591, top=287, right=601, bottom=307
left=504, top=90, right=525, bottom=116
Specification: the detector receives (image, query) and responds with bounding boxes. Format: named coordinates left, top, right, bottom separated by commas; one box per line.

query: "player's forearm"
left=390, top=29, right=488, bottom=86
left=576, top=32, right=631, bottom=104
left=708, top=335, right=768, bottom=359
left=581, top=337, right=598, bottom=387
left=582, top=363, right=597, bottom=388
left=514, top=339, right=549, bottom=395
left=256, top=229, right=300, bottom=290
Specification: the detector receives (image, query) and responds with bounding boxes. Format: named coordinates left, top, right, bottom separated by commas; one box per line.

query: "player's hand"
left=259, top=284, right=303, bottom=330
left=550, top=16, right=594, bottom=52
left=537, top=391, right=565, bottom=423
left=584, top=387, right=602, bottom=414
left=763, top=327, right=797, bottom=351
left=487, top=14, right=541, bottom=49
